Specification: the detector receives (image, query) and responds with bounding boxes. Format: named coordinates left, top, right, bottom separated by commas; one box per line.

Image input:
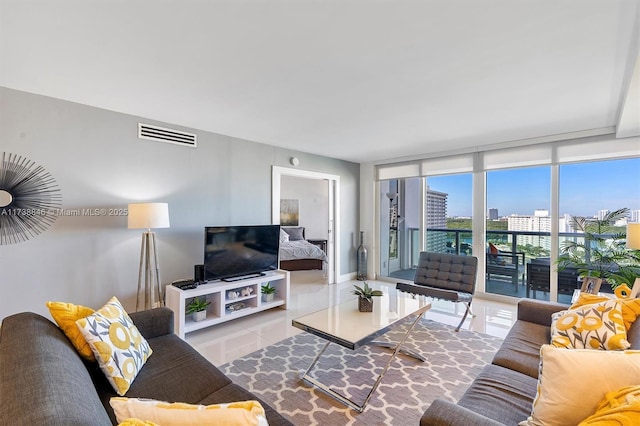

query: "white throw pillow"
left=279, top=228, right=289, bottom=243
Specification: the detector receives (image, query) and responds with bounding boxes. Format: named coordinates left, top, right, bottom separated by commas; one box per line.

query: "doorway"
left=272, top=166, right=340, bottom=284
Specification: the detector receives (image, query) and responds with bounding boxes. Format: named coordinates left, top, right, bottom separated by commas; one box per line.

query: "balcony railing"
left=415, top=228, right=621, bottom=303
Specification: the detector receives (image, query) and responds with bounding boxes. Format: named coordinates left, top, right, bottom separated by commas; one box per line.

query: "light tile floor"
left=187, top=270, right=518, bottom=366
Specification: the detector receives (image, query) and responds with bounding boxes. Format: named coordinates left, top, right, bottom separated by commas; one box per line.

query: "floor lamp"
left=627, top=222, right=640, bottom=298
left=128, top=203, right=170, bottom=311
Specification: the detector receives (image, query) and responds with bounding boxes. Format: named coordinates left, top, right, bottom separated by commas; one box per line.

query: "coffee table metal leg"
left=369, top=340, right=426, bottom=362
left=301, top=311, right=426, bottom=412
left=302, top=340, right=330, bottom=378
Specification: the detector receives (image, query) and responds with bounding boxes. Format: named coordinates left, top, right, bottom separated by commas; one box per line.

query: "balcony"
left=388, top=228, right=617, bottom=304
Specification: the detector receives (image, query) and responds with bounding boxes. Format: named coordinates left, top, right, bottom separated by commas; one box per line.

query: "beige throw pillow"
left=520, top=345, right=640, bottom=426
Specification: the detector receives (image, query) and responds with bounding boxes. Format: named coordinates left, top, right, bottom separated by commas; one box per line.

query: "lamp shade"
left=627, top=222, right=640, bottom=250
left=128, top=203, right=170, bottom=230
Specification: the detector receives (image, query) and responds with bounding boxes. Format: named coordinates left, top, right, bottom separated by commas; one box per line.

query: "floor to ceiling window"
left=557, top=158, right=640, bottom=301
left=425, top=174, right=473, bottom=256
left=379, top=177, right=422, bottom=280
left=485, top=166, right=551, bottom=300
left=374, top=135, right=639, bottom=302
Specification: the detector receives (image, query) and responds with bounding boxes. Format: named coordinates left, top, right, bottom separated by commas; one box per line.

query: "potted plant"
left=557, top=208, right=640, bottom=290
left=186, top=297, right=211, bottom=322
left=353, top=282, right=383, bottom=312
left=261, top=282, right=277, bottom=303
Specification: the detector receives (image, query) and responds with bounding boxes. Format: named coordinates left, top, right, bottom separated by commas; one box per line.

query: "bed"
left=279, top=227, right=328, bottom=271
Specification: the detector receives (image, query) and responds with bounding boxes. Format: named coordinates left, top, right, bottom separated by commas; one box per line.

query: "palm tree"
left=558, top=208, right=640, bottom=288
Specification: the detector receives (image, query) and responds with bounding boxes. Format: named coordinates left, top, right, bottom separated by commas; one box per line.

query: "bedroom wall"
left=280, top=175, right=329, bottom=240
left=0, top=87, right=359, bottom=319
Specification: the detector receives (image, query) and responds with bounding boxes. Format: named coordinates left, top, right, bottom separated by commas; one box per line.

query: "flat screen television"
left=204, top=225, right=280, bottom=282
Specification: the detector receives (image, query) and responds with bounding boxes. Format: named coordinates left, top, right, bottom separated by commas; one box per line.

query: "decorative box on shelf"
left=165, top=270, right=290, bottom=339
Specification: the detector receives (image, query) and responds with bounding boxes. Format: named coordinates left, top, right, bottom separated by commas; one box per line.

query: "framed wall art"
left=280, top=199, right=299, bottom=226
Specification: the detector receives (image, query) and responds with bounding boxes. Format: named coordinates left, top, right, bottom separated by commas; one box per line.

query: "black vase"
left=357, top=231, right=368, bottom=281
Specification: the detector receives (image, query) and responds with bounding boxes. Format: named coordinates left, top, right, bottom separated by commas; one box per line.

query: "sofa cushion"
left=91, top=333, right=233, bottom=424
left=77, top=296, right=153, bottom=396
left=491, top=320, right=549, bottom=378
left=0, top=312, right=112, bottom=426
left=200, top=383, right=294, bottom=426
left=110, top=397, right=268, bottom=426
left=457, top=364, right=538, bottom=426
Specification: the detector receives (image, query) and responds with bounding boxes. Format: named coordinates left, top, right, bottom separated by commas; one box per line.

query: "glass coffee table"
left=291, top=288, right=431, bottom=412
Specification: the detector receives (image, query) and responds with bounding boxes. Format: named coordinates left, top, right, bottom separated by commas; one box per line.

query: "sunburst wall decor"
left=0, top=152, right=62, bottom=245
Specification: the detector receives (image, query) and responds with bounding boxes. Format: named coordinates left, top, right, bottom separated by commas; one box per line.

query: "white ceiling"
left=1, top=0, right=639, bottom=164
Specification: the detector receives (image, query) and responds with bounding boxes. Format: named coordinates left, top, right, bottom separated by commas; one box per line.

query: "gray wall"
left=0, top=87, right=359, bottom=318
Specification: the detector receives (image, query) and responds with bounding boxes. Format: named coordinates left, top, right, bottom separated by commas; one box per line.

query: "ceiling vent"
left=138, top=123, right=197, bottom=148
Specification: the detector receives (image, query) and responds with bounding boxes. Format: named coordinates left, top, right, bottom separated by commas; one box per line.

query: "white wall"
left=0, top=87, right=359, bottom=319
left=280, top=175, right=329, bottom=240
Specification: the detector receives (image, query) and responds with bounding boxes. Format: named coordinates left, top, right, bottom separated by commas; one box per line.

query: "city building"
left=426, top=187, right=448, bottom=253
left=507, top=210, right=552, bottom=250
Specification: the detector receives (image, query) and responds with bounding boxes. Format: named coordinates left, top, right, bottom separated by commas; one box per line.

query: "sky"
left=427, top=157, right=640, bottom=217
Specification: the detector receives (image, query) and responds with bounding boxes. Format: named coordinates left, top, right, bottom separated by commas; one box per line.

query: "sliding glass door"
left=425, top=174, right=473, bottom=256
left=485, top=166, right=551, bottom=300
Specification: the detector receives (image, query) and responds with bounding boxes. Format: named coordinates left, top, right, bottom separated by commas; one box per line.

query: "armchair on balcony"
left=485, top=242, right=526, bottom=290
left=397, top=252, right=478, bottom=332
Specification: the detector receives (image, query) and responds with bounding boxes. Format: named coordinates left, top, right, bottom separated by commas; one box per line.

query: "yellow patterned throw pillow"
left=571, top=292, right=640, bottom=331
left=110, top=398, right=269, bottom=426
left=76, top=297, right=152, bottom=395
left=551, top=299, right=630, bottom=350
left=46, top=301, right=96, bottom=361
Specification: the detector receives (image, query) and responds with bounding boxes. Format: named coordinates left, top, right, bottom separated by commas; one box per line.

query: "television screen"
left=204, top=225, right=280, bottom=282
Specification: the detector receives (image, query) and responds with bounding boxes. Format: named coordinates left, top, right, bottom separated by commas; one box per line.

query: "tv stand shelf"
left=166, top=270, right=290, bottom=339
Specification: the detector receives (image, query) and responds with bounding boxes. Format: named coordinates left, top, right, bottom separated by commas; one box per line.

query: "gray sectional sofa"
left=421, top=298, right=640, bottom=425
left=0, top=307, right=293, bottom=426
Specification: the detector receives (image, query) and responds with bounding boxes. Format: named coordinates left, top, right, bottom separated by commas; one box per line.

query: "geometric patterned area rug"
left=221, top=318, right=503, bottom=425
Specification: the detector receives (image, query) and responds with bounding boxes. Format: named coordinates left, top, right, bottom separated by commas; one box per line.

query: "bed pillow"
left=283, top=227, right=304, bottom=241
left=110, top=398, right=268, bottom=426
left=279, top=228, right=289, bottom=243
left=520, top=345, right=640, bottom=426
left=76, top=296, right=152, bottom=395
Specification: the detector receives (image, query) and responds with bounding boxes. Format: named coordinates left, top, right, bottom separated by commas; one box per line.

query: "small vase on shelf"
left=356, top=231, right=368, bottom=281
left=192, top=310, right=206, bottom=322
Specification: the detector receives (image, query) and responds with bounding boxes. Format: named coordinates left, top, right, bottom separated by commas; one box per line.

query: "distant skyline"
left=427, top=157, right=640, bottom=218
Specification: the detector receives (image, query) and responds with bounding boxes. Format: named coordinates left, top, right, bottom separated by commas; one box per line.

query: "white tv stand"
left=165, top=270, right=290, bottom=339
